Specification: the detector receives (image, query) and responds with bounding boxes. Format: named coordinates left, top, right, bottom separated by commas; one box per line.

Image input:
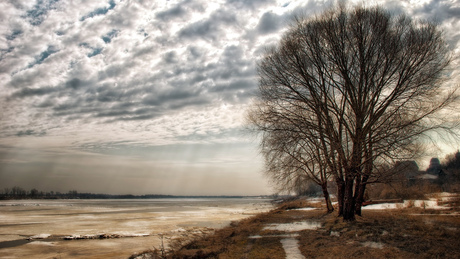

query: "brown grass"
left=133, top=197, right=460, bottom=259
left=299, top=209, right=460, bottom=258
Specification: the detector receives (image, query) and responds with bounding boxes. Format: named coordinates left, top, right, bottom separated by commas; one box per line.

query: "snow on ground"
left=264, top=221, right=321, bottom=232
left=280, top=238, right=306, bottom=259
left=288, top=207, right=317, bottom=211
left=363, top=203, right=403, bottom=210
left=249, top=233, right=300, bottom=239
left=427, top=192, right=459, bottom=201
left=362, top=241, right=384, bottom=249
left=254, top=221, right=321, bottom=259
left=407, top=200, right=446, bottom=210
left=363, top=193, right=459, bottom=210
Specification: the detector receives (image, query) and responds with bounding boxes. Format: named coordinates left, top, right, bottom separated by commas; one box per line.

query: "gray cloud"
left=156, top=5, right=187, bottom=21
left=256, top=11, right=282, bottom=34
left=211, top=79, right=256, bottom=93
left=2, top=0, right=457, bottom=128
left=155, top=0, right=205, bottom=22
left=226, top=0, right=275, bottom=9
left=178, top=9, right=238, bottom=41
left=65, top=78, right=86, bottom=90
left=163, top=51, right=179, bottom=64
left=415, top=0, right=460, bottom=21
left=0, top=0, right=458, bottom=195
left=11, top=86, right=57, bottom=98
left=16, top=129, right=46, bottom=137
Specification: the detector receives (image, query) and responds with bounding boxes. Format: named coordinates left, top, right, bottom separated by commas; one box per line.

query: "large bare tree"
left=248, top=4, right=455, bottom=220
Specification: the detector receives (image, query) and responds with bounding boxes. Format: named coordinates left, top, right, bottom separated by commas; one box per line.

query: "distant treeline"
left=0, top=186, right=265, bottom=200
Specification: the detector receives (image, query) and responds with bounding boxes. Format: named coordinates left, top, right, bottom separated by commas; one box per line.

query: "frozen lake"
left=0, top=198, right=272, bottom=258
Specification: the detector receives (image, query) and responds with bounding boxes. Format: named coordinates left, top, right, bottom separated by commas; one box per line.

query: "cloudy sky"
left=0, top=0, right=459, bottom=195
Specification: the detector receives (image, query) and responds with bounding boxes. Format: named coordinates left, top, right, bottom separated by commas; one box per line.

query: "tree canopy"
left=248, top=4, right=456, bottom=220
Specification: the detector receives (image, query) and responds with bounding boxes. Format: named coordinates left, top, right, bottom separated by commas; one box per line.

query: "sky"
left=0, top=0, right=459, bottom=195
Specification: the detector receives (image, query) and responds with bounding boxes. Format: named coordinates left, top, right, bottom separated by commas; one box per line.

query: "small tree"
left=248, top=4, right=455, bottom=220
left=442, top=151, right=460, bottom=183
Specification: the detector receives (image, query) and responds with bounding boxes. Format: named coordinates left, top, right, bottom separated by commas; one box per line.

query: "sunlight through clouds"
left=0, top=0, right=459, bottom=195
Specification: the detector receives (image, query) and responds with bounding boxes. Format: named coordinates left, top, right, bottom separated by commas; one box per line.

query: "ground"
left=132, top=194, right=460, bottom=259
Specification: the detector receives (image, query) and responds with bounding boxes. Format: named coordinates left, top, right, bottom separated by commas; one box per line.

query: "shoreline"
left=132, top=194, right=460, bottom=258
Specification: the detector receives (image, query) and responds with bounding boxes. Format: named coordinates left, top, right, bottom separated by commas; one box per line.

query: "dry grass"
left=133, top=196, right=460, bottom=259
left=299, top=209, right=460, bottom=258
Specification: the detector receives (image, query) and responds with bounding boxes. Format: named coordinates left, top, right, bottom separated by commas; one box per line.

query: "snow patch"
left=280, top=238, right=306, bottom=259
left=362, top=203, right=402, bottom=210
left=288, top=207, right=317, bottom=211
left=362, top=241, right=384, bottom=249
left=363, top=198, right=450, bottom=210
left=330, top=231, right=340, bottom=237
left=248, top=233, right=300, bottom=239
left=264, top=221, right=321, bottom=232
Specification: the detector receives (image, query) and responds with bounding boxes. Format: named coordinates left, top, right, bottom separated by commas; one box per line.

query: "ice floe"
left=27, top=234, right=51, bottom=240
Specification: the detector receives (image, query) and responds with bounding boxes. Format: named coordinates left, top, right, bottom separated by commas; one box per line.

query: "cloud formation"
left=0, top=0, right=458, bottom=195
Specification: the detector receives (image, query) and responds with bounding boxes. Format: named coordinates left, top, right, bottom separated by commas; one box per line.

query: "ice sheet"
left=0, top=198, right=272, bottom=258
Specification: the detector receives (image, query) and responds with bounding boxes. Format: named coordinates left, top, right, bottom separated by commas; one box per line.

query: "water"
left=0, top=198, right=272, bottom=258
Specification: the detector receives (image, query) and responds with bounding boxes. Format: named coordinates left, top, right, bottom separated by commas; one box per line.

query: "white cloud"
left=0, top=0, right=458, bottom=195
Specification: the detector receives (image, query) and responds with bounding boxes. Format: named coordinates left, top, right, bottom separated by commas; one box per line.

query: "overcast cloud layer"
left=0, top=0, right=459, bottom=195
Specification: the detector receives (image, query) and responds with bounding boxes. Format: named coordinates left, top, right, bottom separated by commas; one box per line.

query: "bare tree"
left=248, top=4, right=456, bottom=220
left=248, top=103, right=336, bottom=212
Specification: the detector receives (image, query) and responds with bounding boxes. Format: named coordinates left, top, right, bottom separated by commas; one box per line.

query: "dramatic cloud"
left=0, top=0, right=458, bottom=195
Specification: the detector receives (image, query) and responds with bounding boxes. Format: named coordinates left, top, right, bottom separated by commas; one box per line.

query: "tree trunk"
left=321, top=183, right=334, bottom=213
left=354, top=183, right=365, bottom=216
left=335, top=177, right=345, bottom=216
left=354, top=175, right=362, bottom=216
left=342, top=175, right=356, bottom=221
left=355, top=174, right=369, bottom=216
